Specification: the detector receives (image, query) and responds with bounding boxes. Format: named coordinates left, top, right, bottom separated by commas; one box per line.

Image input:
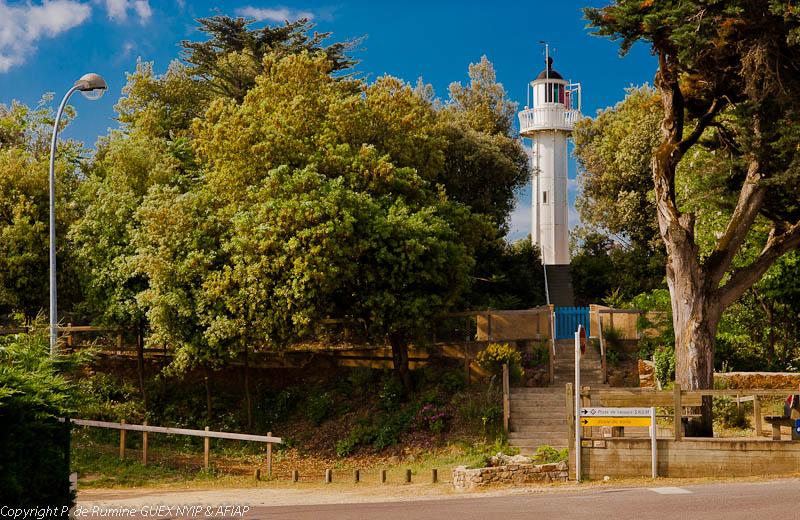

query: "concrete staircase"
left=508, top=339, right=606, bottom=454
left=544, top=264, right=575, bottom=307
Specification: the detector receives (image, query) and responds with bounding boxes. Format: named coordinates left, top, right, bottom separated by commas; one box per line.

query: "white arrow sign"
left=580, top=407, right=651, bottom=417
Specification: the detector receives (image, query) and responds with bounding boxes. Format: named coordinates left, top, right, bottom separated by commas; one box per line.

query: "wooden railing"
left=68, top=418, right=281, bottom=476
left=578, top=386, right=798, bottom=440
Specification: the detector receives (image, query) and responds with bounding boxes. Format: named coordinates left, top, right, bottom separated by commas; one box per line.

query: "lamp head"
left=74, top=73, right=107, bottom=101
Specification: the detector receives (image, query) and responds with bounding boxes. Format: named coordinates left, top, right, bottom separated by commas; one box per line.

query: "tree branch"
left=716, top=221, right=800, bottom=309
left=705, top=158, right=767, bottom=285
left=677, top=97, right=725, bottom=155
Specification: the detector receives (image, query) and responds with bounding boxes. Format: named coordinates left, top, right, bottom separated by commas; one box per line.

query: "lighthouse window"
left=543, top=191, right=548, bottom=204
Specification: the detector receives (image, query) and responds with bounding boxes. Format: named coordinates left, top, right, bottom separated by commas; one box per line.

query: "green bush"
left=532, top=444, right=568, bottom=464
left=378, top=373, right=405, bottom=411
left=0, top=328, right=79, bottom=507
left=475, top=343, right=522, bottom=378
left=440, top=370, right=466, bottom=394
left=654, top=345, right=675, bottom=386
left=305, top=391, right=335, bottom=426
left=714, top=397, right=751, bottom=429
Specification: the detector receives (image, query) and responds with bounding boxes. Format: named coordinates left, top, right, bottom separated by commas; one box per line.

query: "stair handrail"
left=502, top=363, right=510, bottom=432
left=549, top=305, right=556, bottom=384
left=597, top=315, right=607, bottom=384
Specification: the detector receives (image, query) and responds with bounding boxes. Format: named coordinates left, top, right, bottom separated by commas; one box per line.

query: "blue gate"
left=554, top=306, right=590, bottom=340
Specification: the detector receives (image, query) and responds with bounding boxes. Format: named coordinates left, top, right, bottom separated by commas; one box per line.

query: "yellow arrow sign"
left=580, top=417, right=651, bottom=427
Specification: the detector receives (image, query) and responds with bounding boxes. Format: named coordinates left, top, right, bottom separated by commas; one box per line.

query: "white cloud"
left=102, top=0, right=151, bottom=23
left=0, top=0, right=91, bottom=73
left=236, top=6, right=315, bottom=22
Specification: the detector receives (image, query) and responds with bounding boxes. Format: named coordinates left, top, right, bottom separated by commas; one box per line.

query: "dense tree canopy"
left=0, top=100, right=83, bottom=320
left=586, top=0, right=800, bottom=435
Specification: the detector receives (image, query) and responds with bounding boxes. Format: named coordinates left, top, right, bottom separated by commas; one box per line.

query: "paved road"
left=248, top=480, right=798, bottom=520
left=77, top=478, right=800, bottom=520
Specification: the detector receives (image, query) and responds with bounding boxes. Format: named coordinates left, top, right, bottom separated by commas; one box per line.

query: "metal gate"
left=554, top=306, right=590, bottom=339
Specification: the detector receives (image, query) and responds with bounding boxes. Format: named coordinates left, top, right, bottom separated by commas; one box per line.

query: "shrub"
left=714, top=397, right=751, bottom=429
left=481, top=403, right=503, bottom=433
left=654, top=345, right=675, bottom=386
left=521, top=342, right=549, bottom=369
left=0, top=328, right=79, bottom=507
left=475, top=343, right=522, bottom=378
left=532, top=445, right=568, bottom=464
left=440, top=371, right=466, bottom=394
left=305, top=391, right=335, bottom=426
left=378, top=373, right=405, bottom=411
left=418, top=404, right=449, bottom=434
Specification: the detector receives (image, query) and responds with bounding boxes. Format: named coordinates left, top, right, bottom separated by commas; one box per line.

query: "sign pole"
left=650, top=406, right=657, bottom=478
left=574, top=327, right=581, bottom=482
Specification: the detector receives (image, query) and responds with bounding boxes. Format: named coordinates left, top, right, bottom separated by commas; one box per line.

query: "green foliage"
left=378, top=373, right=406, bottom=412
left=181, top=16, right=356, bottom=102
left=0, top=328, right=79, bottom=507
left=521, top=342, right=549, bottom=369
left=305, top=391, right=335, bottom=426
left=654, top=346, right=675, bottom=387
left=334, top=405, right=419, bottom=456
left=0, top=100, right=83, bottom=319
left=475, top=343, right=522, bottom=377
left=713, top=397, right=751, bottom=430
left=466, top=237, right=545, bottom=310
left=532, top=445, right=568, bottom=464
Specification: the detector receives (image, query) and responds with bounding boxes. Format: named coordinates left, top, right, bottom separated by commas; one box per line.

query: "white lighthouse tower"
left=519, top=52, right=581, bottom=264
left=518, top=49, right=581, bottom=304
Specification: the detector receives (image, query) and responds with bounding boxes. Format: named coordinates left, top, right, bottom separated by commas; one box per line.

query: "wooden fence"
left=68, top=418, right=281, bottom=476
left=576, top=385, right=799, bottom=441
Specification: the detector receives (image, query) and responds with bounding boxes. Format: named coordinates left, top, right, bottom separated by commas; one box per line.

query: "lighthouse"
left=519, top=50, right=581, bottom=304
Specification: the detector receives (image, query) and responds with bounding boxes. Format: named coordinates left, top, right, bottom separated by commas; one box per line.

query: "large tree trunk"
left=389, top=334, right=414, bottom=392
left=243, top=344, right=252, bottom=430
left=662, top=219, right=722, bottom=436
left=136, top=319, right=148, bottom=411
left=203, top=364, right=213, bottom=422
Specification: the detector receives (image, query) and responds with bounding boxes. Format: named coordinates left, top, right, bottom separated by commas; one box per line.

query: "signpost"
left=573, top=328, right=658, bottom=481
left=575, top=404, right=658, bottom=479
left=574, top=325, right=583, bottom=482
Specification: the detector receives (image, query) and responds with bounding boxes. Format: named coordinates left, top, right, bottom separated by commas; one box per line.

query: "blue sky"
left=0, top=0, right=657, bottom=241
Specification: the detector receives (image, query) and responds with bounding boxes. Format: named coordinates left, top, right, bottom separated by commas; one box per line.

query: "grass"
left=72, top=436, right=519, bottom=489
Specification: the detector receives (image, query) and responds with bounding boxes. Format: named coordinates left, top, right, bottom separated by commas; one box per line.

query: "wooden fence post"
left=565, top=383, right=574, bottom=480
left=405, top=469, right=412, bottom=483
left=204, top=426, right=210, bottom=470
left=266, top=432, right=273, bottom=478
left=502, top=363, right=510, bottom=433
left=325, top=469, right=332, bottom=483
left=754, top=396, right=762, bottom=437
left=380, top=469, right=387, bottom=484
left=431, top=468, right=438, bottom=483
left=353, top=469, right=360, bottom=483
left=142, top=420, right=148, bottom=465
left=119, top=420, right=126, bottom=460
left=674, top=383, right=682, bottom=441
left=292, top=470, right=299, bottom=483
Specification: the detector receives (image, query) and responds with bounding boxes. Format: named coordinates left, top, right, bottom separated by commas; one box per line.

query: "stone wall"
left=452, top=461, right=568, bottom=491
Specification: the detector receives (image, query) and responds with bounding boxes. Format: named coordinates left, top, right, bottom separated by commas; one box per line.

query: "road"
left=77, top=478, right=800, bottom=520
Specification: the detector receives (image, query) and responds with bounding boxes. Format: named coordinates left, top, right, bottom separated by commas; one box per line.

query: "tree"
left=0, top=100, right=83, bottom=321
left=438, top=56, right=530, bottom=231
left=586, top=1, right=800, bottom=435
left=181, top=16, right=356, bottom=101
left=189, top=52, right=481, bottom=391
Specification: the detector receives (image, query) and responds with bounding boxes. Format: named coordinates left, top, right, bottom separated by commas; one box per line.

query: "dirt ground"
left=77, top=473, right=800, bottom=509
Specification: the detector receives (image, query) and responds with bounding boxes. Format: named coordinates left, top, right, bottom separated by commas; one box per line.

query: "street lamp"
left=49, top=73, right=107, bottom=356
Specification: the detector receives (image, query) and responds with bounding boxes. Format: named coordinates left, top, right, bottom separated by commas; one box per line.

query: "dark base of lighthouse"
left=544, top=264, right=575, bottom=307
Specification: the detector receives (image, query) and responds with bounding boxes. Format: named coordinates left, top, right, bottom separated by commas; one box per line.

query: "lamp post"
left=49, top=73, right=107, bottom=356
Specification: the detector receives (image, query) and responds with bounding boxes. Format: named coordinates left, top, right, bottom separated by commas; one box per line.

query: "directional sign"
left=580, top=407, right=651, bottom=417
left=580, top=417, right=652, bottom=427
